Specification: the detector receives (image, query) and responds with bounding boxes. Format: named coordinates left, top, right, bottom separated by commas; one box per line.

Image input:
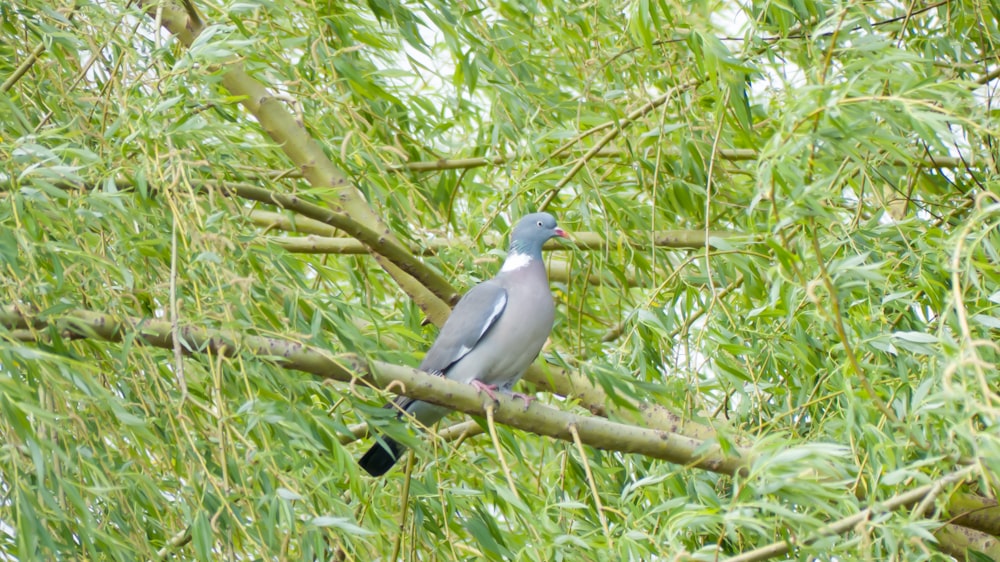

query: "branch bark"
left=935, top=522, right=1000, bottom=560
left=138, top=0, right=453, bottom=325
left=0, top=304, right=746, bottom=475
left=261, top=228, right=732, bottom=255
left=948, top=492, right=1000, bottom=537
left=218, top=181, right=459, bottom=305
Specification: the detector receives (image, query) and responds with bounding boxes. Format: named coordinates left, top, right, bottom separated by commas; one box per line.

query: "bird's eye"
left=536, top=220, right=543, bottom=227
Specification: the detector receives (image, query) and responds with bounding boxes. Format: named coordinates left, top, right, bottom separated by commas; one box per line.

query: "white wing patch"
left=477, top=294, right=507, bottom=339
left=420, top=285, right=507, bottom=373
left=500, top=251, right=532, bottom=273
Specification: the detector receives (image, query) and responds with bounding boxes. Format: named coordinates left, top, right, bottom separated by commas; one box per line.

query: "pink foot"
left=510, top=392, right=535, bottom=409
left=471, top=380, right=500, bottom=401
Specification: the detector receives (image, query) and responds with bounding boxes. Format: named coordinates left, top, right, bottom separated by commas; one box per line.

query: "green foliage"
left=2, top=0, right=999, bottom=559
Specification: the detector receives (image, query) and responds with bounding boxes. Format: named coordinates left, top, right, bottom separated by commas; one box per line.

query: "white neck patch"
left=500, top=251, right=532, bottom=273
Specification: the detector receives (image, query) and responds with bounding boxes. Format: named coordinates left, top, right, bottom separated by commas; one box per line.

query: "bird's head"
left=509, top=212, right=568, bottom=255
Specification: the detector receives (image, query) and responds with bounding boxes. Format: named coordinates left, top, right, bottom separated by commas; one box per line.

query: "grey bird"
left=358, top=213, right=568, bottom=477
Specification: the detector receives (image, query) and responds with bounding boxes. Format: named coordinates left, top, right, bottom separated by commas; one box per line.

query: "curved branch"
left=934, top=522, right=1000, bottom=559
left=138, top=0, right=453, bottom=324
left=218, top=181, right=460, bottom=305
left=947, top=492, right=1000, bottom=536
left=0, top=304, right=746, bottom=475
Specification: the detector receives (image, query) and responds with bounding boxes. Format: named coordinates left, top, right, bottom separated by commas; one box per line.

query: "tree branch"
left=215, top=146, right=970, bottom=182
left=262, top=229, right=732, bottom=255
left=137, top=0, right=453, bottom=325
left=217, top=181, right=460, bottom=305
left=0, top=304, right=746, bottom=475
left=723, top=466, right=978, bottom=562
left=934, top=522, right=1000, bottom=560
left=947, top=492, right=1000, bottom=536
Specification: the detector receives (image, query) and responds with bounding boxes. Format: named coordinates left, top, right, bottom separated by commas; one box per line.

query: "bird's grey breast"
left=458, top=264, right=555, bottom=386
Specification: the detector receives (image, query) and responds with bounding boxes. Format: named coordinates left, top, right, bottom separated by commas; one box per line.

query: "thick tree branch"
left=935, top=522, right=1000, bottom=559
left=138, top=0, right=453, bottom=324
left=948, top=492, right=1000, bottom=536
left=0, top=305, right=746, bottom=475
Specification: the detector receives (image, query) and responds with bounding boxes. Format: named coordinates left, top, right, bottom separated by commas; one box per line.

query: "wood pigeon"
left=358, top=213, right=568, bottom=477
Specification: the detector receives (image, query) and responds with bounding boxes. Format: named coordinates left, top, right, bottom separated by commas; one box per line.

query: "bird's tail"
left=358, top=437, right=407, bottom=477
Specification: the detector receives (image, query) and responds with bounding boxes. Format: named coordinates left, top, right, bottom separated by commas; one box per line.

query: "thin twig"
left=808, top=230, right=898, bottom=422
left=539, top=86, right=690, bottom=210
left=169, top=209, right=188, bottom=401
left=155, top=527, right=192, bottom=560
left=389, top=452, right=415, bottom=562
left=486, top=404, right=521, bottom=501
left=2, top=42, right=46, bottom=93
left=977, top=66, right=1000, bottom=85
left=724, top=465, right=976, bottom=562
left=570, top=424, right=612, bottom=546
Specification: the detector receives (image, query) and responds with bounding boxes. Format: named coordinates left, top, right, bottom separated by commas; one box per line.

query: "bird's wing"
left=389, top=280, right=507, bottom=413
left=421, top=280, right=507, bottom=374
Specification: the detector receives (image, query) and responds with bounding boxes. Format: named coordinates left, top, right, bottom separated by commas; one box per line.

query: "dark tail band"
left=358, top=437, right=407, bottom=477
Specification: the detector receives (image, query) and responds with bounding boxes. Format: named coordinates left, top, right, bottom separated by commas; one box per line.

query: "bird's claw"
left=471, top=380, right=500, bottom=402
left=510, top=392, right=535, bottom=410
left=471, top=381, right=534, bottom=410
